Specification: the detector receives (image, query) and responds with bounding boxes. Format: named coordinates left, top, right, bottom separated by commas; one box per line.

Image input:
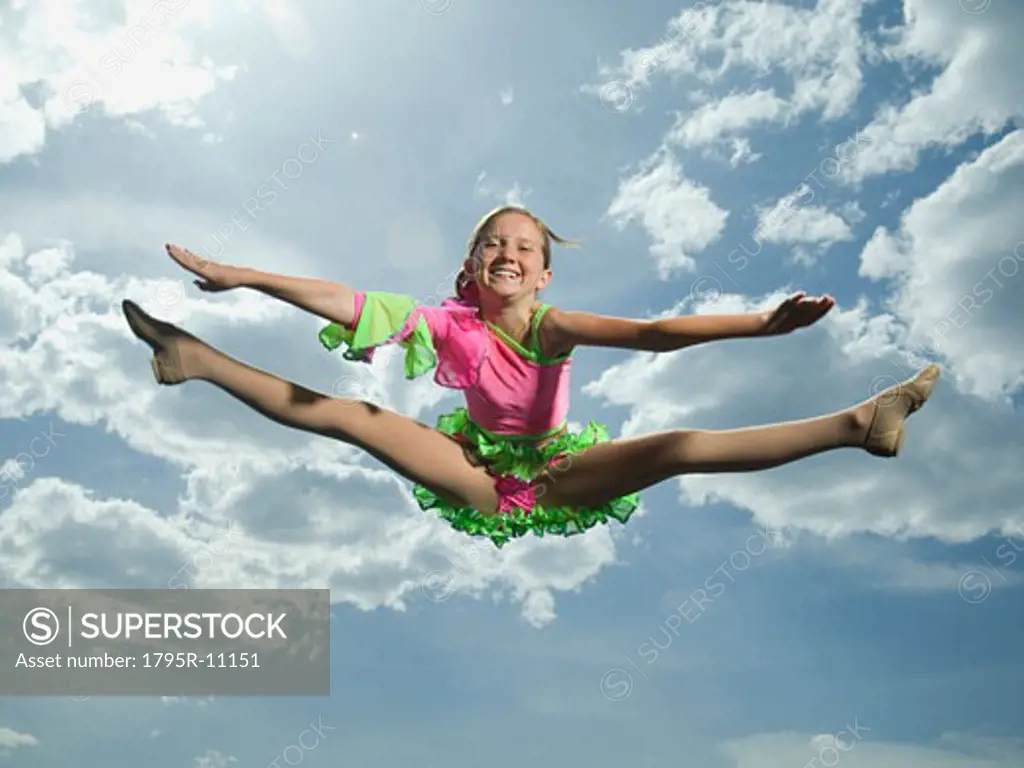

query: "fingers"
left=167, top=243, right=198, bottom=265
left=166, top=243, right=209, bottom=275
left=798, top=296, right=834, bottom=326
left=760, top=292, right=837, bottom=335
left=193, top=278, right=228, bottom=293
left=788, top=291, right=833, bottom=306
left=790, top=294, right=835, bottom=313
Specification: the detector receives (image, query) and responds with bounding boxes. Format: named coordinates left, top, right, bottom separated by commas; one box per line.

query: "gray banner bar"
left=1, top=589, right=330, bottom=696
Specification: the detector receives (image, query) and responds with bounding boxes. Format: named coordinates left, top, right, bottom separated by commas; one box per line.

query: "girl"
left=121, top=205, right=939, bottom=547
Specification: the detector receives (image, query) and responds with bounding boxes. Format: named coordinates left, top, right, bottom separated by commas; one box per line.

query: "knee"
left=324, top=396, right=387, bottom=424
left=314, top=396, right=379, bottom=438
left=328, top=395, right=380, bottom=413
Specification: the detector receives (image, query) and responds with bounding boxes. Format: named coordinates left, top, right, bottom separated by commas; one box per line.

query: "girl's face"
left=467, top=212, right=551, bottom=301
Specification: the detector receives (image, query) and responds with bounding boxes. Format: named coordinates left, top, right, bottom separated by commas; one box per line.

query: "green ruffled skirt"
left=413, top=407, right=641, bottom=548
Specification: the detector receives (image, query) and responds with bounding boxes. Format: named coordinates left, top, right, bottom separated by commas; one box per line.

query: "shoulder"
left=535, top=305, right=583, bottom=358
left=537, top=305, right=656, bottom=353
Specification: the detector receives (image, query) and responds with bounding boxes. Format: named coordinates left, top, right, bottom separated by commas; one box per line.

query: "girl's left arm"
left=544, top=309, right=768, bottom=354
left=542, top=292, right=834, bottom=355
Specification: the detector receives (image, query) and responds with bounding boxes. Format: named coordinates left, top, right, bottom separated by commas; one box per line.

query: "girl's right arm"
left=164, top=244, right=359, bottom=327
left=238, top=268, right=359, bottom=327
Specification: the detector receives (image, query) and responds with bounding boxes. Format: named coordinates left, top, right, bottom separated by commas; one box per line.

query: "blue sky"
left=1, top=0, right=1023, bottom=765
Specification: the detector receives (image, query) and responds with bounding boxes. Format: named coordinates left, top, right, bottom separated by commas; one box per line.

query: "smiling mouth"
left=489, top=267, right=521, bottom=282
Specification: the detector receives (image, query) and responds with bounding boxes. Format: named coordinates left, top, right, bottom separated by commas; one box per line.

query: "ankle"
left=844, top=403, right=874, bottom=446
left=184, top=343, right=214, bottom=380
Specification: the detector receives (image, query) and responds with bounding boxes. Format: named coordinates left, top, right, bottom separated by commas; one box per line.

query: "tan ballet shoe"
left=122, top=299, right=195, bottom=385
left=863, top=364, right=941, bottom=457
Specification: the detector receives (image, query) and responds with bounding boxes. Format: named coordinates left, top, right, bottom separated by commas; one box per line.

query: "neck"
left=478, top=293, right=537, bottom=340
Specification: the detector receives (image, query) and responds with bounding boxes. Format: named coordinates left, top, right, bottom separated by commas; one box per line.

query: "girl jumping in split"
left=121, top=205, right=940, bottom=547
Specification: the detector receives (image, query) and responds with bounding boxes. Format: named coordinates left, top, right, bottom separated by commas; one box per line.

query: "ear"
left=536, top=267, right=552, bottom=292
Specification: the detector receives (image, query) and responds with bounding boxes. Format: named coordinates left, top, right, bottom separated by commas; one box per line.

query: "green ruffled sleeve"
left=319, top=291, right=438, bottom=380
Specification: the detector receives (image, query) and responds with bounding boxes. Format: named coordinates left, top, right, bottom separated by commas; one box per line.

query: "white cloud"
left=0, top=85, right=46, bottom=165
left=727, top=137, right=761, bottom=166
left=754, top=189, right=855, bottom=265
left=668, top=89, right=789, bottom=149
left=604, top=149, right=729, bottom=276
left=0, top=468, right=627, bottom=625
left=160, top=696, right=211, bottom=705
left=0, top=727, right=38, bottom=753
left=24, top=0, right=233, bottom=129
left=473, top=174, right=532, bottom=210
left=756, top=192, right=853, bottom=248
left=194, top=749, right=238, bottom=768
left=841, top=1, right=1024, bottom=182
left=588, top=0, right=865, bottom=154
left=859, top=129, right=1024, bottom=402
left=503, top=182, right=529, bottom=207
left=840, top=200, right=866, bottom=225
left=500, top=87, right=514, bottom=106
left=473, top=173, right=531, bottom=208
left=0, top=0, right=327, bottom=167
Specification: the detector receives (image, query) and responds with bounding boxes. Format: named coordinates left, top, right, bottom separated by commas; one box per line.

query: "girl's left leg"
left=536, top=365, right=939, bottom=509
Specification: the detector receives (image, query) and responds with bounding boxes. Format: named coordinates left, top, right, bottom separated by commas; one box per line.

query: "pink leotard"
left=349, top=291, right=571, bottom=438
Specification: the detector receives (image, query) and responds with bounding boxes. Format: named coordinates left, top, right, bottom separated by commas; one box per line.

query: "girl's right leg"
left=121, top=300, right=501, bottom=513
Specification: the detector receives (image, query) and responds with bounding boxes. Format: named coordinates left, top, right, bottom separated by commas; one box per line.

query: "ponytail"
left=454, top=267, right=480, bottom=305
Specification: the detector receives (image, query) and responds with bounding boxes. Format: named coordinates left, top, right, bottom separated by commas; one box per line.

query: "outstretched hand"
left=761, top=292, right=834, bottom=335
left=165, top=244, right=245, bottom=292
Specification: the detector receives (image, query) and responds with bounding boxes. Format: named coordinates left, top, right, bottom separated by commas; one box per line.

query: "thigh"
left=327, top=400, right=500, bottom=513
left=536, top=432, right=681, bottom=509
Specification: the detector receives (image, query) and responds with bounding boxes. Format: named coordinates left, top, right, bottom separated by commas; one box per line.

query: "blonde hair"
left=455, top=205, right=579, bottom=299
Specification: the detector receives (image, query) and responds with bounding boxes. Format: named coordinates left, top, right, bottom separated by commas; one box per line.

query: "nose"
left=490, top=243, right=514, bottom=265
